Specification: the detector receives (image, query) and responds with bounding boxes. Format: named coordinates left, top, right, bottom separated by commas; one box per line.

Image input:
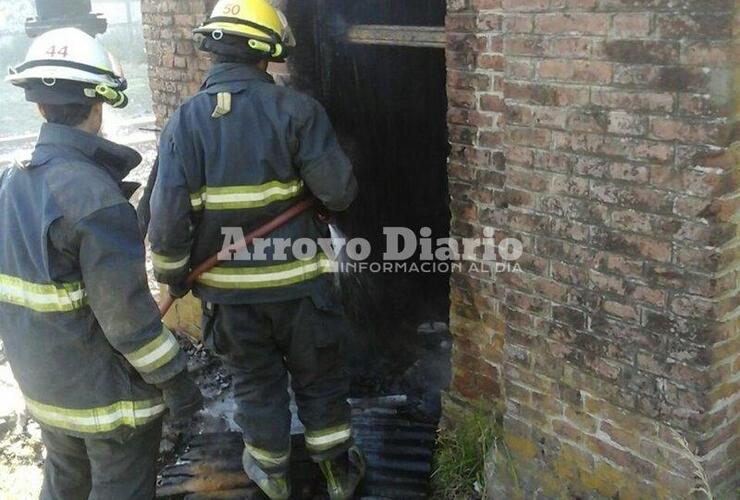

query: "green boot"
left=242, top=448, right=291, bottom=500
left=319, top=446, right=366, bottom=500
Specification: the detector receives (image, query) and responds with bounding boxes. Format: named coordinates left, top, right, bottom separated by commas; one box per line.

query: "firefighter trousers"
left=201, top=293, right=352, bottom=479
left=39, top=419, right=162, bottom=500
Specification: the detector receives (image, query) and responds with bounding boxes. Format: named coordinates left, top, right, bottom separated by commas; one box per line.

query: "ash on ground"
left=0, top=342, right=44, bottom=500
left=159, top=340, right=240, bottom=468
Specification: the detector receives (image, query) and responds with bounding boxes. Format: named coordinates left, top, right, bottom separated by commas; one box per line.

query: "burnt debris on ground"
left=157, top=303, right=451, bottom=499
left=158, top=395, right=438, bottom=499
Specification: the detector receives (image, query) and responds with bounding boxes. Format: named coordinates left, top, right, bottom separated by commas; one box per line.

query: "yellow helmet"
left=194, top=0, right=295, bottom=61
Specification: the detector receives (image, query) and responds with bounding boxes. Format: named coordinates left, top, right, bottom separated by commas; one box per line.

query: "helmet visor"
left=276, top=10, right=296, bottom=48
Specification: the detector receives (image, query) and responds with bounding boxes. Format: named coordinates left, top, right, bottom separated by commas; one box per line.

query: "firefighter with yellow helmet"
left=148, top=1, right=364, bottom=499
left=193, top=0, right=296, bottom=62
left=1, top=28, right=202, bottom=499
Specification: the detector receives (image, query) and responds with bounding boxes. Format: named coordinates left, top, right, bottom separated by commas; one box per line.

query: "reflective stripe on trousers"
left=242, top=446, right=291, bottom=500
left=244, top=442, right=290, bottom=470
left=305, top=423, right=353, bottom=454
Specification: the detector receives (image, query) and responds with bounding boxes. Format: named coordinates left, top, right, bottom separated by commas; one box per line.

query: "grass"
left=431, top=404, right=505, bottom=500
left=670, top=428, right=714, bottom=500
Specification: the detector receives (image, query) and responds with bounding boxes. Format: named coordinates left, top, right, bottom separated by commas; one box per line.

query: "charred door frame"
left=297, top=1, right=452, bottom=386
left=313, top=0, right=447, bottom=116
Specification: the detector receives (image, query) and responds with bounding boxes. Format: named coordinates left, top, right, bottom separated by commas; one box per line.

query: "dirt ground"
left=0, top=347, right=45, bottom=500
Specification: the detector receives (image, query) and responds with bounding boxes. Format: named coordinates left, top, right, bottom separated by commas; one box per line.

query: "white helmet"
left=7, top=28, right=129, bottom=108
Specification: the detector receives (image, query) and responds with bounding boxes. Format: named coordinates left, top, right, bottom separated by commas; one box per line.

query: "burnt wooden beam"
left=345, top=25, right=445, bottom=49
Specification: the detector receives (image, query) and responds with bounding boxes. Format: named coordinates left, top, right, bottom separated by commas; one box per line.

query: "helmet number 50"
left=47, top=45, right=69, bottom=58
left=223, top=3, right=241, bottom=15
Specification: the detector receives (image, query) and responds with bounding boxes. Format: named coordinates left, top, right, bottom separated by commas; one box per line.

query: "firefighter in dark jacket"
left=148, top=1, right=363, bottom=498
left=0, top=28, right=203, bottom=500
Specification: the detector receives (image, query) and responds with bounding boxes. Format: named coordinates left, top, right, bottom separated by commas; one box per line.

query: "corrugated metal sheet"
left=352, top=399, right=436, bottom=499
left=157, top=396, right=437, bottom=499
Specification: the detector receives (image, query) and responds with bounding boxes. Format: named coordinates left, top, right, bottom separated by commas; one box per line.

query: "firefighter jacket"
left=149, top=63, right=358, bottom=305
left=0, top=124, right=187, bottom=438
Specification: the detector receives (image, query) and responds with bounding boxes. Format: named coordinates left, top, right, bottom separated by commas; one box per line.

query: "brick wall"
left=446, top=0, right=738, bottom=497
left=141, top=0, right=213, bottom=128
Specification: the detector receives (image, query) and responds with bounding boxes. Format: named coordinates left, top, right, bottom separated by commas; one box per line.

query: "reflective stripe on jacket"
left=0, top=124, right=187, bottom=438
left=149, top=63, right=358, bottom=305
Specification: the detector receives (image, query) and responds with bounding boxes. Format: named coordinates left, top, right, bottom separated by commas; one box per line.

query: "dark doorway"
left=287, top=0, right=451, bottom=420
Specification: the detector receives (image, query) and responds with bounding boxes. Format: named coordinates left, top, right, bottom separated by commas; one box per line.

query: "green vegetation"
left=670, top=429, right=714, bottom=500
left=431, top=404, right=504, bottom=500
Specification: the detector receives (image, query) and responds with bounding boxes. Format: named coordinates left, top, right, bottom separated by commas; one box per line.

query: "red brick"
left=503, top=14, right=534, bottom=33
left=670, top=295, right=718, bottom=319
left=678, top=93, right=732, bottom=118
left=506, top=167, right=550, bottom=191
left=478, top=12, right=503, bottom=30
left=592, top=89, right=675, bottom=113
left=534, top=13, right=609, bottom=35
left=681, top=41, right=731, bottom=67
left=603, top=300, right=639, bottom=321
left=539, top=60, right=613, bottom=83
left=506, top=58, right=535, bottom=79
left=506, top=104, right=534, bottom=126
left=448, top=89, right=477, bottom=109
left=446, top=13, right=479, bottom=32
left=612, top=13, right=652, bottom=37
left=656, top=13, right=733, bottom=39
left=504, top=35, right=544, bottom=56
left=607, top=112, right=647, bottom=136
left=480, top=93, right=505, bottom=112
left=478, top=53, right=506, bottom=70
left=545, top=37, right=591, bottom=59
left=449, top=124, right=477, bottom=146
left=593, top=229, right=672, bottom=262
left=551, top=174, right=590, bottom=197
left=448, top=70, right=491, bottom=91
left=502, top=0, right=549, bottom=11
left=447, top=0, right=470, bottom=13
left=609, top=163, right=649, bottom=182
left=449, top=108, right=495, bottom=128
left=605, top=40, right=679, bottom=65
left=472, top=0, right=502, bottom=10
left=650, top=118, right=729, bottom=144
left=480, top=130, right=503, bottom=148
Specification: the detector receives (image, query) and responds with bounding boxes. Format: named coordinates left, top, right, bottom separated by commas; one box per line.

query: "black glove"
left=168, top=282, right=192, bottom=300
left=158, top=371, right=203, bottom=421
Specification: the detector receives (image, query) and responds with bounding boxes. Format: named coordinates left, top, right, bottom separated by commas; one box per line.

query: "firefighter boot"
left=242, top=448, right=291, bottom=500
left=319, top=446, right=366, bottom=500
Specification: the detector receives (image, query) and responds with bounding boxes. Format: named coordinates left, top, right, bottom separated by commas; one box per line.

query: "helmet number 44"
left=223, top=3, right=241, bottom=15
left=46, top=45, right=69, bottom=58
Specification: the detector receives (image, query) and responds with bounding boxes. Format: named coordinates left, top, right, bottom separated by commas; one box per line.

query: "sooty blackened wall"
left=286, top=1, right=452, bottom=393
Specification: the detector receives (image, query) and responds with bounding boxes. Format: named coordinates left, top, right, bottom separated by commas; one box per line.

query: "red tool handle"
left=159, top=198, right=317, bottom=316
